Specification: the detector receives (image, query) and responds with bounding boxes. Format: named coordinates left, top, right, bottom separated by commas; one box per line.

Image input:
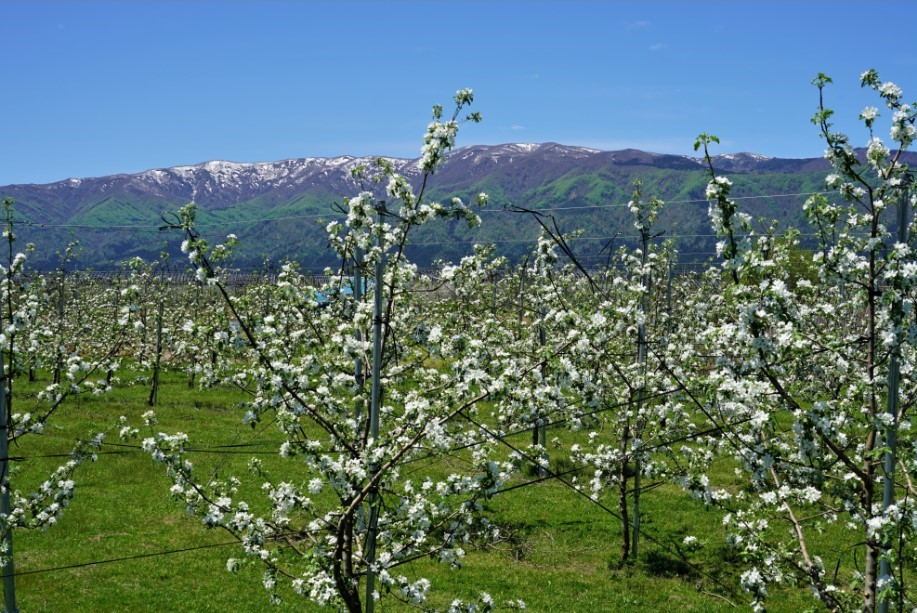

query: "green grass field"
left=9, top=368, right=827, bottom=612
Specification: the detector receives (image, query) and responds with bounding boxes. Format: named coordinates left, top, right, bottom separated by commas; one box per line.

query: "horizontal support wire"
left=456, top=407, right=750, bottom=604
left=0, top=184, right=845, bottom=594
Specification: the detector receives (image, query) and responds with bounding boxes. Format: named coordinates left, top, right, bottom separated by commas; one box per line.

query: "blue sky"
left=1, top=0, right=915, bottom=185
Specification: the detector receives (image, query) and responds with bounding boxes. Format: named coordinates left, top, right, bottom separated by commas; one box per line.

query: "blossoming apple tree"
left=128, top=90, right=536, bottom=612
left=677, top=71, right=916, bottom=613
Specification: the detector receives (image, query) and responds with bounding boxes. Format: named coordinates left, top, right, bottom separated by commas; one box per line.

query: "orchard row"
left=1, top=73, right=915, bottom=613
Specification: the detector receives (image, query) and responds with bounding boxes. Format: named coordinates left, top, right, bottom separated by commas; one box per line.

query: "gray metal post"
left=354, top=247, right=364, bottom=420
left=492, top=272, right=497, bottom=315
left=0, top=310, right=18, bottom=613
left=148, top=296, right=163, bottom=406
left=364, top=205, right=385, bottom=613
left=111, top=275, right=123, bottom=386
left=517, top=262, right=526, bottom=339
left=187, top=283, right=200, bottom=388
left=632, top=226, right=650, bottom=562
left=535, top=259, right=548, bottom=477
left=878, top=188, right=909, bottom=613
left=665, top=258, right=673, bottom=336
left=53, top=274, right=65, bottom=385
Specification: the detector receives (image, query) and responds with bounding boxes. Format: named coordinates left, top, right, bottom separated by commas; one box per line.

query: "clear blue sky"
left=1, top=0, right=915, bottom=185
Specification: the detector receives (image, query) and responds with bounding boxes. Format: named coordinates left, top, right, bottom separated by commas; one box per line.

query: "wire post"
left=631, top=221, right=650, bottom=563
left=354, top=246, right=365, bottom=420
left=53, top=273, right=65, bottom=385
left=517, top=260, right=526, bottom=339
left=878, top=187, right=909, bottom=613
left=665, top=256, right=673, bottom=336
left=535, top=258, right=548, bottom=477
left=0, top=309, right=18, bottom=613
left=491, top=270, right=497, bottom=315
left=148, top=292, right=164, bottom=406
left=364, top=203, right=385, bottom=613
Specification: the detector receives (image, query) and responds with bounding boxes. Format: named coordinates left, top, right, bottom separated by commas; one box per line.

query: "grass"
left=7, top=367, right=832, bottom=612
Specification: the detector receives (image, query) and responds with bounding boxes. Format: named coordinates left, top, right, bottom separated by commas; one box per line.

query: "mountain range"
left=1, top=143, right=908, bottom=271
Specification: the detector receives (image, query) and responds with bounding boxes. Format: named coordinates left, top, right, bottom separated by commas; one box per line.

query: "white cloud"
left=627, top=20, right=650, bottom=29
left=649, top=42, right=667, bottom=52
left=510, top=124, right=527, bottom=131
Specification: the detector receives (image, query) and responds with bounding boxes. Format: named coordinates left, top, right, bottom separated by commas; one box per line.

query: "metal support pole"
left=364, top=205, right=385, bottom=613
left=53, top=274, right=65, bottom=385
left=492, top=272, right=497, bottom=315
left=665, top=258, right=673, bottom=336
left=188, top=283, right=199, bottom=388
left=148, top=296, right=164, bottom=406
left=878, top=188, right=909, bottom=613
left=0, top=310, right=19, bottom=613
left=631, top=227, right=650, bottom=562
left=354, top=247, right=364, bottom=420
left=517, top=261, right=526, bottom=339
left=537, top=317, right=547, bottom=476
left=535, top=259, right=548, bottom=477
left=112, top=275, right=123, bottom=387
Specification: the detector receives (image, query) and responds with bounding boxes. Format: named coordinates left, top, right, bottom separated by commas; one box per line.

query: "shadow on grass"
left=642, top=550, right=696, bottom=578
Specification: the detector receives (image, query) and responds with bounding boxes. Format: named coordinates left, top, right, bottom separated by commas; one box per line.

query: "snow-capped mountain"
left=1, top=142, right=904, bottom=269
left=0, top=143, right=835, bottom=223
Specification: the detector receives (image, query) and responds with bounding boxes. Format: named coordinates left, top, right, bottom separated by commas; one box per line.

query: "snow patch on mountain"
left=716, top=153, right=774, bottom=161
